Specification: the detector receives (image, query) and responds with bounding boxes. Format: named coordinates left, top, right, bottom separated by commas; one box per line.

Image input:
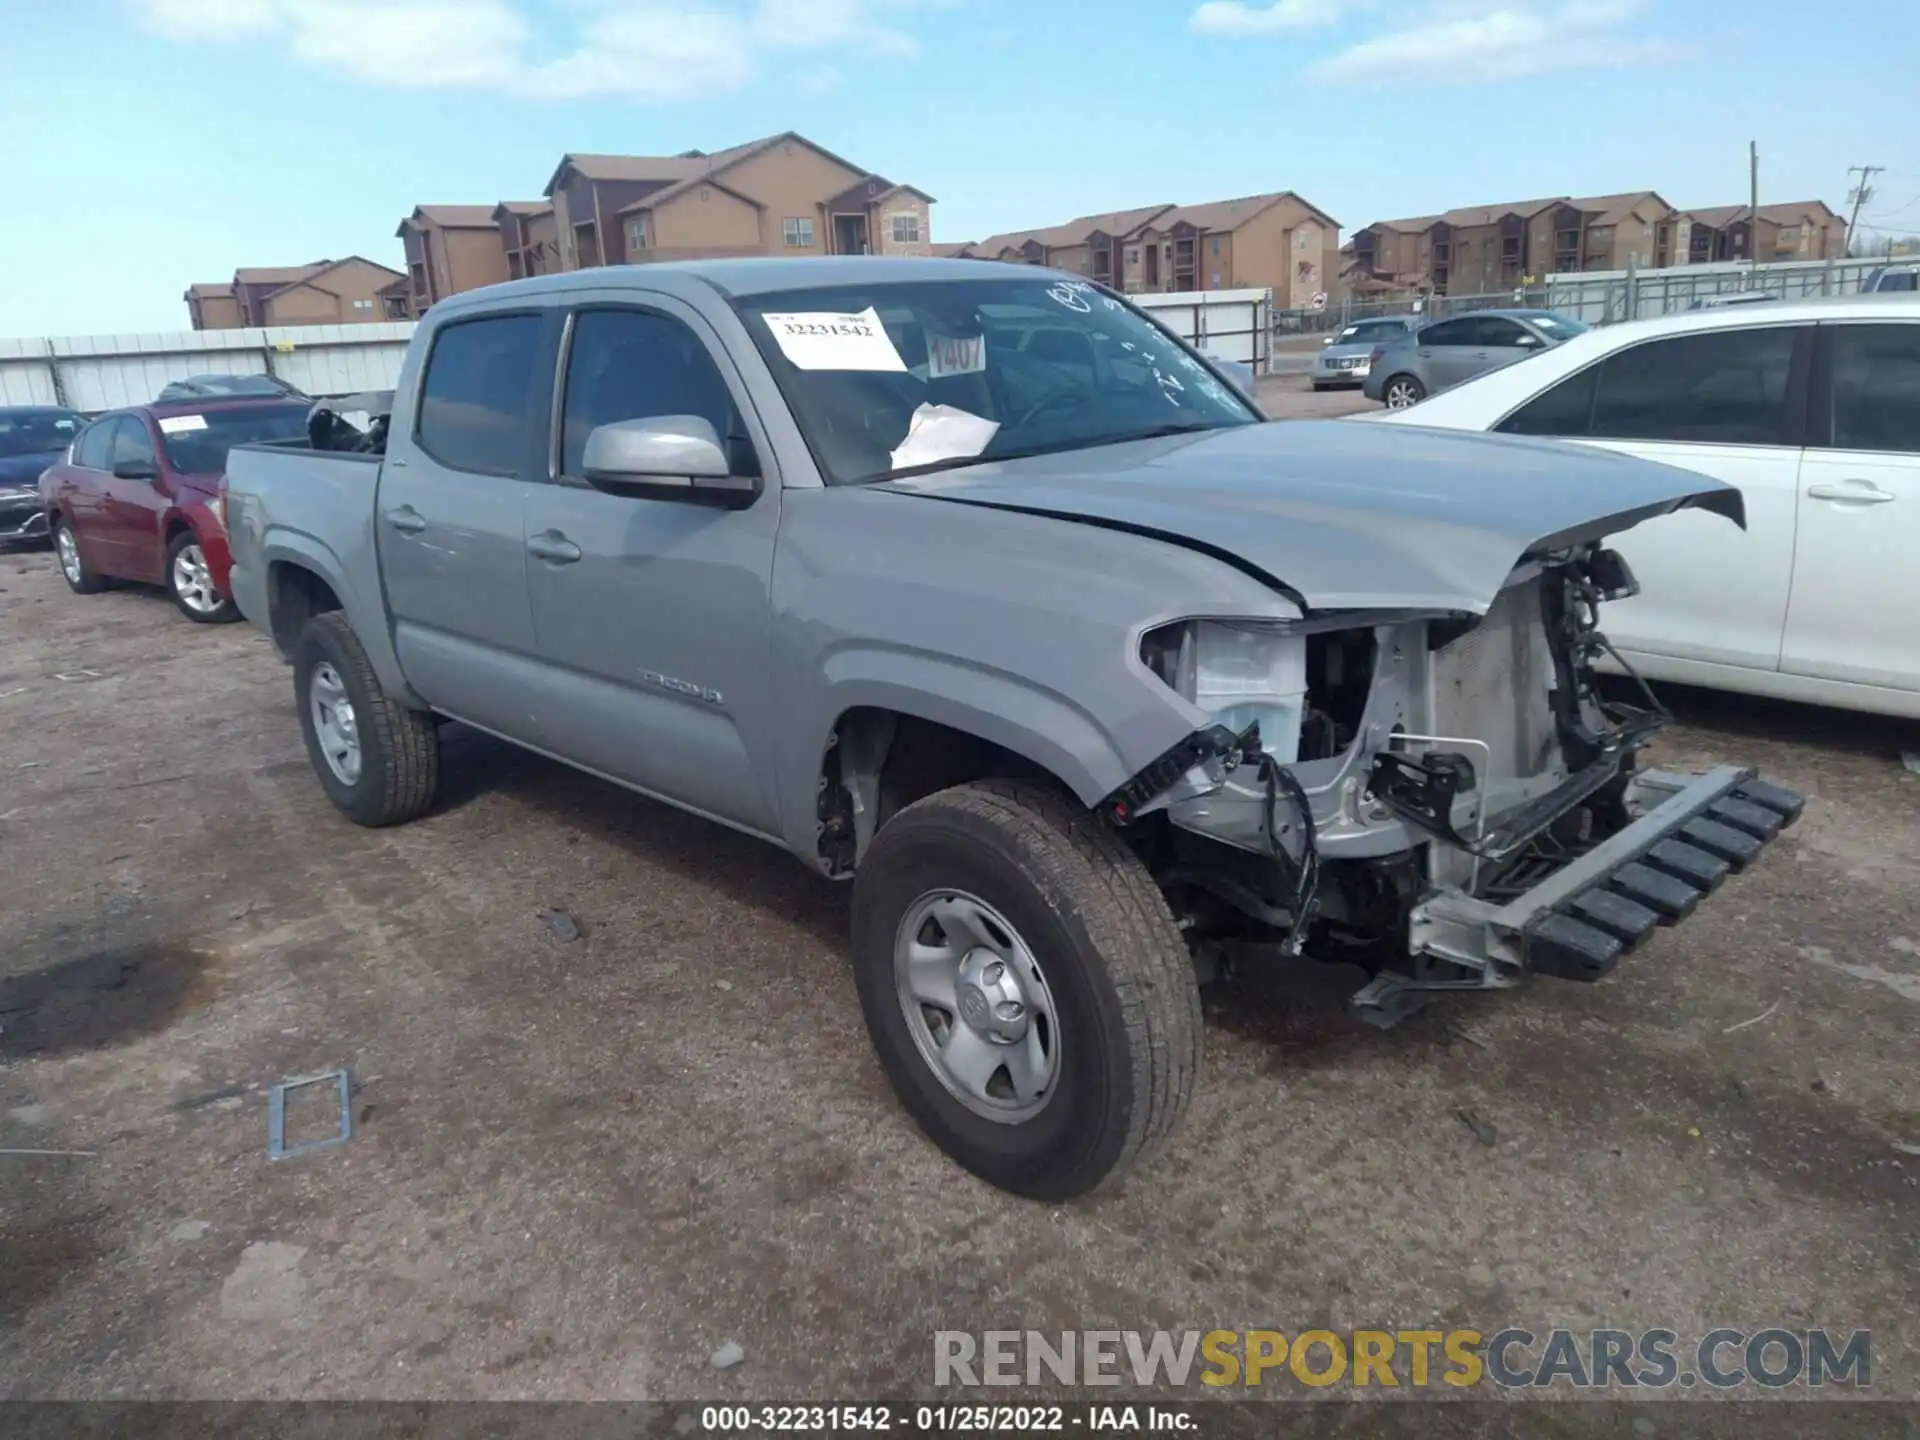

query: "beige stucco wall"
left=721, top=139, right=865, bottom=253
left=260, top=258, right=405, bottom=324
left=193, top=293, right=245, bottom=329
left=440, top=228, right=510, bottom=295
left=648, top=185, right=763, bottom=253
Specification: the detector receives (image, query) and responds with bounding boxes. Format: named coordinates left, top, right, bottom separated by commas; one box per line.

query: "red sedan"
left=43, top=399, right=310, bottom=622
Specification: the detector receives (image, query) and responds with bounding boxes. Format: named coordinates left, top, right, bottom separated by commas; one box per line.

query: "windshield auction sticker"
left=157, top=414, right=209, bottom=434
left=927, top=331, right=987, bottom=379
left=761, top=307, right=906, bottom=372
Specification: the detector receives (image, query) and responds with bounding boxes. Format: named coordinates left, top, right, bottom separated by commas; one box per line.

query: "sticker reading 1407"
left=761, top=306, right=906, bottom=372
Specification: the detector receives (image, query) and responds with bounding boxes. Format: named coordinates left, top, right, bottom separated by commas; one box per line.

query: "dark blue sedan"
left=0, top=406, right=83, bottom=546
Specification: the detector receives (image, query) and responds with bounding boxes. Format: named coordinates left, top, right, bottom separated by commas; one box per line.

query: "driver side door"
left=1459, top=315, right=1541, bottom=383
left=518, top=296, right=786, bottom=835
left=1412, top=317, right=1480, bottom=390
left=100, top=415, right=168, bottom=584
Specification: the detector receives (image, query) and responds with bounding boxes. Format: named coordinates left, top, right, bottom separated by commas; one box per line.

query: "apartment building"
left=544, top=132, right=934, bottom=272
left=951, top=191, right=1341, bottom=306
left=1346, top=191, right=1846, bottom=297
left=396, top=204, right=521, bottom=314
left=382, top=132, right=935, bottom=316
left=183, top=257, right=409, bottom=330
left=1347, top=192, right=1679, bottom=296
left=1680, top=201, right=1847, bottom=264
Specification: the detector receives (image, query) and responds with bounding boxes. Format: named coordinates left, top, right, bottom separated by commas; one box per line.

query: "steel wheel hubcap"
left=309, top=662, right=362, bottom=785
left=173, top=544, right=218, bottom=612
left=56, top=527, right=80, bottom=582
left=895, top=889, right=1060, bottom=1123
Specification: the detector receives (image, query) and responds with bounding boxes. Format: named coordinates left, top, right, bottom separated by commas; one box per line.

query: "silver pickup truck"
left=223, top=257, right=1801, bottom=1200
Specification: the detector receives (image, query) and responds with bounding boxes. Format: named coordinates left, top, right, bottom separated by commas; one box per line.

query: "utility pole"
left=1748, top=140, right=1760, bottom=284
left=1845, top=163, right=1884, bottom=255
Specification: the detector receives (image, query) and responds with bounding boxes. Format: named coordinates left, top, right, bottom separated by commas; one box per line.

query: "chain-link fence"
left=1274, top=256, right=1895, bottom=339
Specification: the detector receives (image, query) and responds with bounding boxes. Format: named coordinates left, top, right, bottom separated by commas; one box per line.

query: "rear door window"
left=415, top=313, right=544, bottom=476
left=1587, top=326, right=1804, bottom=445
left=1823, top=323, right=1920, bottom=453
left=1496, top=366, right=1600, bottom=437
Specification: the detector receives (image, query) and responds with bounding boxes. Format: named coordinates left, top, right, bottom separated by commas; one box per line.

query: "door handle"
left=1806, top=481, right=1895, bottom=505
left=526, top=531, right=582, bottom=564
left=384, top=505, right=427, bottom=534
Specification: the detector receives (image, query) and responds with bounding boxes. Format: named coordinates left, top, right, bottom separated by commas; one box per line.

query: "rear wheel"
left=166, top=531, right=237, bottom=623
left=52, top=517, right=104, bottom=594
left=850, top=779, right=1202, bottom=1200
left=1382, top=374, right=1426, bottom=409
left=293, top=611, right=439, bottom=827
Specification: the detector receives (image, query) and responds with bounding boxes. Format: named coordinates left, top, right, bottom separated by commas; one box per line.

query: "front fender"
left=769, top=485, right=1301, bottom=863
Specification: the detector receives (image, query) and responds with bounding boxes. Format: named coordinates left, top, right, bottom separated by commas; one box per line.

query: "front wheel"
left=166, top=531, right=237, bottom=623
left=52, top=517, right=104, bottom=594
left=1382, top=374, right=1426, bottom=409
left=850, top=780, right=1202, bottom=1200
left=293, top=611, right=439, bottom=827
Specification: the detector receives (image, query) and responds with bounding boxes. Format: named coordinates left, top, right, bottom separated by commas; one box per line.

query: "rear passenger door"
left=518, top=297, right=784, bottom=834
left=1495, top=322, right=1810, bottom=672
left=382, top=309, right=551, bottom=736
left=1779, top=321, right=1920, bottom=693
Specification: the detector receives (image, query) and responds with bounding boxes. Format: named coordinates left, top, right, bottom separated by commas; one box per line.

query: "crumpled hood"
left=877, top=419, right=1744, bottom=614
left=0, top=453, right=56, bottom=489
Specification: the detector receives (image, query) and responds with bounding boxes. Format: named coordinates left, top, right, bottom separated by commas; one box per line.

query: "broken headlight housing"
left=1141, top=620, right=1308, bottom=763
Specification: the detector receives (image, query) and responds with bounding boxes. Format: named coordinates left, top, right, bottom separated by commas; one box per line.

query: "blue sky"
left=3, top=0, right=1915, bottom=337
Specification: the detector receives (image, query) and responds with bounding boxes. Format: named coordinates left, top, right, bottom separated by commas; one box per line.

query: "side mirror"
left=1515, top=334, right=1541, bottom=348
left=112, top=458, right=159, bottom=481
left=580, top=416, right=760, bottom=509
left=1320, top=336, right=1334, bottom=347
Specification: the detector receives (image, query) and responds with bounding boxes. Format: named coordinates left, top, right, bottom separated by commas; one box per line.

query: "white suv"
left=1366, top=296, right=1920, bottom=718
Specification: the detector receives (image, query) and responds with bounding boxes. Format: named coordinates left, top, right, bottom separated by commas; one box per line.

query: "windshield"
left=1334, top=319, right=1410, bottom=345
left=733, top=277, right=1261, bottom=485
left=159, top=404, right=312, bottom=473
left=1527, top=313, right=1589, bottom=340
left=0, top=410, right=82, bottom=458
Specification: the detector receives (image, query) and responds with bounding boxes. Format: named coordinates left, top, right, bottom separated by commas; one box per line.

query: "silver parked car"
left=1309, top=315, right=1419, bottom=390
left=1362, top=309, right=1588, bottom=409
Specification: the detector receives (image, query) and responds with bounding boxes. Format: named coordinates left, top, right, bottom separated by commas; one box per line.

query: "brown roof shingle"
left=1153, top=191, right=1334, bottom=235
left=234, top=263, right=329, bottom=285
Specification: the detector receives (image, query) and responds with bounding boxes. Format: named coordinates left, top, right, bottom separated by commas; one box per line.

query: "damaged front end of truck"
left=1106, top=541, right=1803, bottom=1027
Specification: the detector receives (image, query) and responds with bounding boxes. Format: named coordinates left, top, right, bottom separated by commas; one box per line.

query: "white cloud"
left=128, top=0, right=937, bottom=101
left=138, top=0, right=281, bottom=35
left=1189, top=0, right=1346, bottom=35
left=1303, top=0, right=1686, bottom=87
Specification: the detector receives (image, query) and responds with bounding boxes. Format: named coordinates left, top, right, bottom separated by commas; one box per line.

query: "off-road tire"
left=293, top=611, right=438, bottom=827
left=52, top=517, right=105, bottom=594
left=165, top=529, right=239, bottom=624
left=851, top=779, right=1202, bottom=1200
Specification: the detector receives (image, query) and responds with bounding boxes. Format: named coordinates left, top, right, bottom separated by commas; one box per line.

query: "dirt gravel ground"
left=2, top=491, right=1917, bottom=1409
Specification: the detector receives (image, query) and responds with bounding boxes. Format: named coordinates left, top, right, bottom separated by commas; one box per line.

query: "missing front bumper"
left=1350, top=765, right=1803, bottom=1026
